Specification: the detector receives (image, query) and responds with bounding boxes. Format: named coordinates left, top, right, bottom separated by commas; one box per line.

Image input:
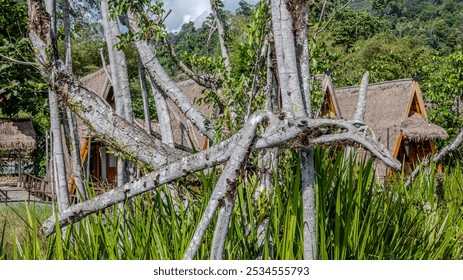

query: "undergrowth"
left=1, top=148, right=462, bottom=260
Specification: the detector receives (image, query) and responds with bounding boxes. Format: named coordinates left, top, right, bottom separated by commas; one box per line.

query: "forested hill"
left=351, top=0, right=463, bottom=51
left=1, top=0, right=462, bottom=158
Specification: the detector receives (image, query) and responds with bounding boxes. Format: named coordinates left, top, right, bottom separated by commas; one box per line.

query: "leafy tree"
left=0, top=0, right=47, bottom=117
left=334, top=32, right=433, bottom=86
left=328, top=9, right=384, bottom=48
left=421, top=51, right=463, bottom=142
left=0, top=0, right=49, bottom=176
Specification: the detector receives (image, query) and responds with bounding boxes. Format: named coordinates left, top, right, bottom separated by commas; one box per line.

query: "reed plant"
left=1, top=148, right=462, bottom=259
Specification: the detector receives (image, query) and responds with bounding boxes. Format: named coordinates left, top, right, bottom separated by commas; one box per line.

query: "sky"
left=161, top=0, right=260, bottom=32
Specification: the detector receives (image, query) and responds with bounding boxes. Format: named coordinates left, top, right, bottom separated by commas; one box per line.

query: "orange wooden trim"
left=412, top=81, right=429, bottom=120
left=324, top=76, right=341, bottom=119
left=392, top=131, right=403, bottom=159
left=429, top=140, right=443, bottom=174
left=68, top=175, right=76, bottom=195
left=80, top=138, right=89, bottom=163
left=429, top=140, right=437, bottom=155
left=202, top=138, right=209, bottom=150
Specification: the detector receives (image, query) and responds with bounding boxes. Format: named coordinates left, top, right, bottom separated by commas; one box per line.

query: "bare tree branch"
left=164, top=38, right=217, bottom=89
left=209, top=0, right=231, bottom=71
left=0, top=53, right=38, bottom=66
left=353, top=71, right=370, bottom=124
left=41, top=111, right=401, bottom=236
left=313, top=0, right=354, bottom=40
left=99, top=48, right=113, bottom=85
left=405, top=129, right=463, bottom=187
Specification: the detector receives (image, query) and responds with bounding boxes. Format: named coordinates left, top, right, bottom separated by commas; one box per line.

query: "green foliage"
left=420, top=51, right=463, bottom=142
left=0, top=0, right=48, bottom=118
left=315, top=148, right=463, bottom=259
left=0, top=0, right=50, bottom=176
left=68, top=23, right=107, bottom=77
left=335, top=32, right=433, bottom=86
left=2, top=149, right=463, bottom=260
left=328, top=9, right=385, bottom=48
left=108, top=0, right=167, bottom=50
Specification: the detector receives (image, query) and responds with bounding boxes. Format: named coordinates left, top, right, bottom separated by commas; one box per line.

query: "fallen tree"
left=27, top=0, right=401, bottom=260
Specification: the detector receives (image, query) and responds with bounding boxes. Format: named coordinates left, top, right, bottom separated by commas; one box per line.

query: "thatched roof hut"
left=0, top=119, right=36, bottom=151
left=72, top=68, right=211, bottom=185
left=400, top=112, right=449, bottom=141
left=323, top=78, right=448, bottom=177
left=79, top=68, right=211, bottom=150
left=164, top=79, right=212, bottom=150
left=80, top=68, right=114, bottom=109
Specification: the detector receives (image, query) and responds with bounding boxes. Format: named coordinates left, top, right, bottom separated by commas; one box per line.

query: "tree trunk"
left=209, top=0, right=231, bottom=70
left=44, top=0, right=69, bottom=210
left=101, top=0, right=134, bottom=185
left=137, top=56, right=152, bottom=134
left=147, top=75, right=175, bottom=148
left=49, top=90, right=69, bottom=210
left=62, top=0, right=87, bottom=201
left=270, top=0, right=306, bottom=116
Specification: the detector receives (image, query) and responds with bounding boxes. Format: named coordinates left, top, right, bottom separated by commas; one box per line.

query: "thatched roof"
left=336, top=79, right=414, bottom=146
left=401, top=113, right=448, bottom=141
left=335, top=79, right=448, bottom=144
left=0, top=119, right=36, bottom=151
left=80, top=68, right=111, bottom=100
left=79, top=67, right=211, bottom=150
left=334, top=78, right=448, bottom=177
left=157, top=79, right=212, bottom=150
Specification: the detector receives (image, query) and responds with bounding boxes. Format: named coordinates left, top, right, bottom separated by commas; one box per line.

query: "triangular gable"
left=316, top=74, right=342, bottom=119
left=404, top=81, right=428, bottom=120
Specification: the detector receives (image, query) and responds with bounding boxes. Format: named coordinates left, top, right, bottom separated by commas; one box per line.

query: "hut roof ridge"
left=335, top=78, right=414, bottom=91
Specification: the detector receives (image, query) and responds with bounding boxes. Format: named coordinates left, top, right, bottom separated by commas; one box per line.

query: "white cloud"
left=161, top=0, right=260, bottom=32
left=162, top=0, right=211, bottom=32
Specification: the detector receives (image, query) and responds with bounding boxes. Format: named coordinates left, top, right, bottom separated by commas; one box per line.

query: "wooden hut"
left=320, top=76, right=449, bottom=178
left=0, top=119, right=36, bottom=179
left=75, top=68, right=211, bottom=186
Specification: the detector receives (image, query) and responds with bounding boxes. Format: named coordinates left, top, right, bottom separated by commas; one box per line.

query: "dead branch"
left=41, top=111, right=401, bottom=236
left=0, top=53, right=38, bottom=66
left=353, top=71, right=369, bottom=124
left=405, top=129, right=463, bottom=187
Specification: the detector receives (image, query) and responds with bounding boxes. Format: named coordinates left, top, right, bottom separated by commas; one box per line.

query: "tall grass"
left=315, top=149, right=463, bottom=259
left=1, top=148, right=462, bottom=259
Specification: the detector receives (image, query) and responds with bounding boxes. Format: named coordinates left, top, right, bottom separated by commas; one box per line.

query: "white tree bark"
left=209, top=0, right=231, bottom=71
left=270, top=0, right=306, bottom=116
left=41, top=0, right=69, bottom=211
left=405, top=129, right=463, bottom=187
left=137, top=56, right=152, bottom=134
left=147, top=75, right=175, bottom=148
left=41, top=110, right=401, bottom=236
left=49, top=90, right=69, bottom=210
left=67, top=82, right=186, bottom=168
left=353, top=72, right=370, bottom=124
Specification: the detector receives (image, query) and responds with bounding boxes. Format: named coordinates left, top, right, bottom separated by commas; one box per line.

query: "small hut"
left=75, top=68, right=211, bottom=186
left=0, top=119, right=36, bottom=180
left=320, top=77, right=448, bottom=178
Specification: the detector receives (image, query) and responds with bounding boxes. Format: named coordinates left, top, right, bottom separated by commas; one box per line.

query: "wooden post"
left=46, top=130, right=49, bottom=177
left=100, top=146, right=107, bottom=182
left=385, top=127, right=390, bottom=185
left=87, top=137, right=91, bottom=182
left=18, top=150, right=22, bottom=180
